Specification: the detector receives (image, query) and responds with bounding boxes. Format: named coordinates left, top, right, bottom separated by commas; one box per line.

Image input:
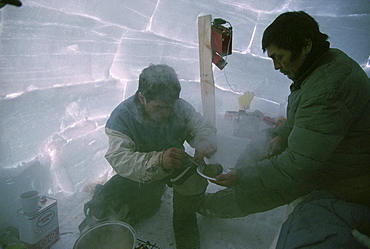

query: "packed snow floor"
left=52, top=183, right=286, bottom=249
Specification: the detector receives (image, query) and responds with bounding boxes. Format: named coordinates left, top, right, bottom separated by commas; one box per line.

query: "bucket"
left=73, top=221, right=136, bottom=249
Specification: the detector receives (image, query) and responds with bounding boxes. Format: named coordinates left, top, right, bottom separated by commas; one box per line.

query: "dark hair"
left=137, top=64, right=181, bottom=104
left=262, top=11, right=330, bottom=60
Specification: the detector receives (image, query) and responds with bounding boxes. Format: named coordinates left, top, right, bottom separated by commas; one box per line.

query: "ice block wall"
left=0, top=0, right=369, bottom=229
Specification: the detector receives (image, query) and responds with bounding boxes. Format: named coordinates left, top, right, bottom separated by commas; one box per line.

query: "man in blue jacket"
left=79, top=64, right=217, bottom=249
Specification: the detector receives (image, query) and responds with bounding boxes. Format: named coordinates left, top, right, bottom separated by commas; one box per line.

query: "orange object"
left=276, top=116, right=287, bottom=127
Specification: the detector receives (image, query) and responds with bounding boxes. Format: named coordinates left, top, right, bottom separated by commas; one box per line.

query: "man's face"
left=267, top=45, right=308, bottom=80
left=139, top=93, right=174, bottom=122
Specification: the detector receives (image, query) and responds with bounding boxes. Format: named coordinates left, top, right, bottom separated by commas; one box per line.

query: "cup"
left=19, top=190, right=39, bottom=214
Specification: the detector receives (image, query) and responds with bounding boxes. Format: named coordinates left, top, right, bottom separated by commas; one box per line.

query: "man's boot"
left=197, top=188, right=246, bottom=219
left=173, top=190, right=202, bottom=249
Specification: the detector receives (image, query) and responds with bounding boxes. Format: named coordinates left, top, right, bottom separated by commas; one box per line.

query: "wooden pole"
left=198, top=14, right=216, bottom=126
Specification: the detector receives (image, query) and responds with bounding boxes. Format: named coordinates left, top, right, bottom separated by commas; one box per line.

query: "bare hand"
left=162, top=147, right=189, bottom=169
left=194, top=140, right=217, bottom=162
left=266, top=135, right=283, bottom=157
left=210, top=170, right=238, bottom=188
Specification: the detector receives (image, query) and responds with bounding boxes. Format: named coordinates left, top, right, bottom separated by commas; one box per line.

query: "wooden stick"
left=198, top=14, right=216, bottom=126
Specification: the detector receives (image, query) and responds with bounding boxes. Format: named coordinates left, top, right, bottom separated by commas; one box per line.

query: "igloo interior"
left=0, top=0, right=369, bottom=248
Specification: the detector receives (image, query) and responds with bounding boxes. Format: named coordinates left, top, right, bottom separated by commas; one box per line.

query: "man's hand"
left=162, top=147, right=189, bottom=169
left=194, top=140, right=217, bottom=163
left=210, top=170, right=238, bottom=188
left=266, top=135, right=284, bottom=157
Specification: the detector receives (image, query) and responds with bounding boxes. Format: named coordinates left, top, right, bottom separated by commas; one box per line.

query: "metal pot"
left=73, top=221, right=136, bottom=249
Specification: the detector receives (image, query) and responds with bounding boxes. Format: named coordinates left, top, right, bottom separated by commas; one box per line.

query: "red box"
left=211, top=24, right=232, bottom=56
left=17, top=197, right=60, bottom=249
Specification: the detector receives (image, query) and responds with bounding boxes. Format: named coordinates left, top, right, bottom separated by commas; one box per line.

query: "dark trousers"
left=173, top=190, right=203, bottom=249
left=83, top=174, right=166, bottom=228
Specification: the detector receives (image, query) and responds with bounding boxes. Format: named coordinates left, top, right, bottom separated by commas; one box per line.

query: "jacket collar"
left=290, top=49, right=335, bottom=92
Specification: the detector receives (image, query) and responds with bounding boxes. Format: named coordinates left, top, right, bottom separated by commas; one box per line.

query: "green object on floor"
left=6, top=243, right=27, bottom=249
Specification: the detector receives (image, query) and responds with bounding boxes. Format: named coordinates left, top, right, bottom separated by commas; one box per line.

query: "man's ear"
left=303, top=39, right=312, bottom=54
left=138, top=92, right=145, bottom=104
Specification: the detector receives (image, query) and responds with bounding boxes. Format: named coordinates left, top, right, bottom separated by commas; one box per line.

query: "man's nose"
left=273, top=60, right=281, bottom=70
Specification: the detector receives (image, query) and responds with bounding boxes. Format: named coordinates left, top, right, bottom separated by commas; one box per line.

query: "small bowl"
left=197, top=163, right=230, bottom=181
